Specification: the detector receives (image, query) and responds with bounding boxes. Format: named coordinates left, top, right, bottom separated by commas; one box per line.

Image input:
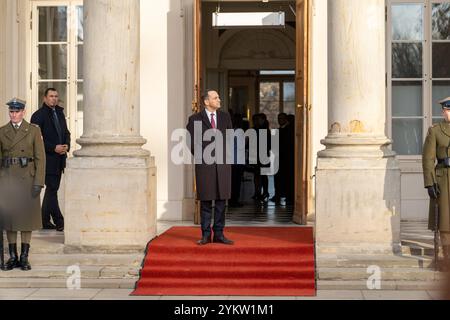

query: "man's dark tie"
left=52, top=109, right=63, bottom=144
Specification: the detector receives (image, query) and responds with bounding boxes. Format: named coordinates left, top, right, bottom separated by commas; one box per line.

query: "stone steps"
left=317, top=267, right=443, bottom=281
left=0, top=266, right=140, bottom=279
left=317, top=254, right=433, bottom=269
left=317, top=280, right=442, bottom=291
left=24, top=253, right=144, bottom=267
left=0, top=263, right=140, bottom=290
left=314, top=222, right=446, bottom=290
left=0, top=278, right=137, bottom=289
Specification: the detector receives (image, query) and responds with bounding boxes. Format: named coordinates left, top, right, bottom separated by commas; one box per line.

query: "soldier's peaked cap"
left=439, top=97, right=450, bottom=109
left=6, top=98, right=26, bottom=110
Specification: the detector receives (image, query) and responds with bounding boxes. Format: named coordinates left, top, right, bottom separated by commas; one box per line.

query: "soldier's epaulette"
left=30, top=123, right=40, bottom=128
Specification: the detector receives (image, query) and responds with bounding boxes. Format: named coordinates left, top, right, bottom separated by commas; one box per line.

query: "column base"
left=74, top=136, right=150, bottom=158
left=315, top=137, right=401, bottom=254
left=64, top=156, right=157, bottom=251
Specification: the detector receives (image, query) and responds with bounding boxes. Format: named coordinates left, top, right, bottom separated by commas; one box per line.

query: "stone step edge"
left=0, top=278, right=137, bottom=289
left=317, top=280, right=442, bottom=291
left=0, top=278, right=441, bottom=291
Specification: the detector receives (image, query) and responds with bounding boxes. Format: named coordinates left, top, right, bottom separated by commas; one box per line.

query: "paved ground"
left=0, top=288, right=443, bottom=300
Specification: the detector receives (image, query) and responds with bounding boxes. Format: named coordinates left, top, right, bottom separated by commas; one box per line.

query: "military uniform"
left=423, top=96, right=450, bottom=268
left=0, top=98, right=45, bottom=271
left=423, top=121, right=450, bottom=232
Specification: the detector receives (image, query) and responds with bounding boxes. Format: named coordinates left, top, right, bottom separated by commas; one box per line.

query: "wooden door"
left=193, top=0, right=202, bottom=225
left=293, top=0, right=311, bottom=225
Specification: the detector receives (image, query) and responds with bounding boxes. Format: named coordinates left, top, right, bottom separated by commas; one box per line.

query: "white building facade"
left=1, top=0, right=448, bottom=254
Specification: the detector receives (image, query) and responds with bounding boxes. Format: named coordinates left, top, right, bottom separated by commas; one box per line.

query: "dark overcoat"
left=0, top=121, right=46, bottom=231
left=186, top=109, right=232, bottom=201
left=423, top=121, right=450, bottom=232
left=30, top=104, right=70, bottom=175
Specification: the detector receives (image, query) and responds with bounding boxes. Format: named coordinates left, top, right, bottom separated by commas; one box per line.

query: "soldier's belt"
left=437, top=158, right=450, bottom=167
left=1, top=157, right=34, bottom=167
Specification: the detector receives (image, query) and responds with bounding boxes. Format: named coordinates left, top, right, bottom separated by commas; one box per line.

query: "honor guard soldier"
left=0, top=98, right=46, bottom=271
left=423, top=96, right=450, bottom=271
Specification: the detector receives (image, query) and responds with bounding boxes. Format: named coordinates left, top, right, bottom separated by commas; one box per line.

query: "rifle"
left=433, top=179, right=441, bottom=272
left=0, top=217, right=4, bottom=271
left=434, top=199, right=440, bottom=271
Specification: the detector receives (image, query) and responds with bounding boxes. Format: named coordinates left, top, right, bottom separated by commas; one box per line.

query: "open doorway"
left=193, top=0, right=311, bottom=225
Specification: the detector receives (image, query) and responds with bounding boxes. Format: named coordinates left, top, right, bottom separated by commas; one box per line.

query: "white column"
left=64, top=0, right=157, bottom=251
left=315, top=0, right=401, bottom=255
left=0, top=0, right=5, bottom=122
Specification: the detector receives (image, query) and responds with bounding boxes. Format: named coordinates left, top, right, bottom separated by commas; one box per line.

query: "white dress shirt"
left=205, top=109, right=218, bottom=128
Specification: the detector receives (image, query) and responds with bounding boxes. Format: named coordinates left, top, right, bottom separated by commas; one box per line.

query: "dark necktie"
left=211, top=113, right=216, bottom=129
left=52, top=109, right=63, bottom=144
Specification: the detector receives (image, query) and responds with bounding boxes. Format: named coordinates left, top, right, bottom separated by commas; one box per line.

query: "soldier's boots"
left=4, top=244, right=20, bottom=271
left=19, top=243, right=31, bottom=271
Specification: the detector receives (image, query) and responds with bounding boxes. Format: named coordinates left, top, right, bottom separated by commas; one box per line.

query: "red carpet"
left=132, top=227, right=316, bottom=296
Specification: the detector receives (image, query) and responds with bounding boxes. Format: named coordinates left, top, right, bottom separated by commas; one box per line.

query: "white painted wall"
left=0, top=0, right=6, bottom=121
left=1, top=0, right=31, bottom=124
left=310, top=0, right=328, bottom=216
left=140, top=0, right=187, bottom=221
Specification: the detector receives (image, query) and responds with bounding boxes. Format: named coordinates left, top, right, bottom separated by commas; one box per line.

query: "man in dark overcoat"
left=0, top=98, right=46, bottom=271
left=186, top=90, right=234, bottom=245
left=31, top=88, right=70, bottom=232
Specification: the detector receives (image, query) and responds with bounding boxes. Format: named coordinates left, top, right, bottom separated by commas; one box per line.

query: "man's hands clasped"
left=55, top=144, right=68, bottom=155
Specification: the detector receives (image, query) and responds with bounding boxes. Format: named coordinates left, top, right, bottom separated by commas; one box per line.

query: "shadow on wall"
left=383, top=146, right=402, bottom=255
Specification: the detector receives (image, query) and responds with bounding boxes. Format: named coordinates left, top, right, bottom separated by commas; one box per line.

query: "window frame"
left=387, top=0, right=429, bottom=160
left=257, top=75, right=296, bottom=129
left=387, top=0, right=450, bottom=159
left=30, top=0, right=83, bottom=153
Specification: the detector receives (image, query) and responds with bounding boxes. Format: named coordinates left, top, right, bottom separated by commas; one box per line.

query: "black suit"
left=31, top=104, right=71, bottom=228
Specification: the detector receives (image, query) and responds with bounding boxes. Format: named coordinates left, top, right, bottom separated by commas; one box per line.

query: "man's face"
left=205, top=91, right=221, bottom=111
left=9, top=109, right=26, bottom=124
left=443, top=108, right=450, bottom=122
left=44, top=90, right=59, bottom=107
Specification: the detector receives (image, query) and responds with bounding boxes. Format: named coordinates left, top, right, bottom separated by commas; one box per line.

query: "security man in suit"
left=186, top=90, right=234, bottom=245
left=423, top=96, right=450, bottom=270
left=0, top=98, right=46, bottom=271
left=31, top=88, right=70, bottom=232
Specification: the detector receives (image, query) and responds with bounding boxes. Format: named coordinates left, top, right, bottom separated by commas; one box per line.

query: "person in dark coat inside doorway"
left=30, top=88, right=71, bottom=232
left=186, top=90, right=234, bottom=245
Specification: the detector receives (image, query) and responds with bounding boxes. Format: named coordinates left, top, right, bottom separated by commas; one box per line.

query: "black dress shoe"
left=56, top=225, right=64, bottom=232
left=197, top=236, right=211, bottom=246
left=213, top=236, right=234, bottom=245
left=42, top=223, right=56, bottom=230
